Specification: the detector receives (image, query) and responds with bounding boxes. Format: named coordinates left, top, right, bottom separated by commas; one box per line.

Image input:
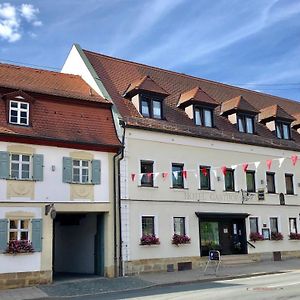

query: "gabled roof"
left=258, top=104, right=295, bottom=123
left=123, top=75, right=169, bottom=98
left=2, top=90, right=36, bottom=103
left=221, top=95, right=259, bottom=115
left=177, top=86, right=218, bottom=108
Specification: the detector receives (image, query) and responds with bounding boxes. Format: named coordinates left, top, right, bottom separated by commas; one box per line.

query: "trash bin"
left=273, top=251, right=281, bottom=261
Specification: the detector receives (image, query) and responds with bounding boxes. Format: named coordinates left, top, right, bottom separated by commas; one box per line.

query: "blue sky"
left=1, top=0, right=300, bottom=101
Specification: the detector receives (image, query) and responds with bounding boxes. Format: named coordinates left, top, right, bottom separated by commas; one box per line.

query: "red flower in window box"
left=172, top=234, right=191, bottom=246
left=5, top=240, right=34, bottom=254
left=271, top=232, right=284, bottom=241
left=289, top=233, right=300, bottom=240
left=140, top=235, right=160, bottom=245
left=249, top=232, right=264, bottom=242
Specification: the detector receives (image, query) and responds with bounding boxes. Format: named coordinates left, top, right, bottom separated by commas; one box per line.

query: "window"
left=249, top=217, right=259, bottom=233
left=72, top=159, right=90, bottom=183
left=140, top=96, right=162, bottom=119
left=285, top=174, right=294, bottom=195
left=10, top=154, right=31, bottom=179
left=266, top=172, right=276, bottom=193
left=225, top=168, right=235, bottom=191
left=9, top=219, right=29, bottom=241
left=9, top=101, right=29, bottom=126
left=172, top=163, right=184, bottom=188
left=142, top=216, right=155, bottom=236
left=275, top=121, right=291, bottom=140
left=237, top=114, right=254, bottom=134
left=246, top=171, right=256, bottom=192
left=289, top=218, right=297, bottom=234
left=194, top=107, right=213, bottom=127
left=200, top=166, right=211, bottom=190
left=270, top=217, right=278, bottom=234
left=173, top=217, right=186, bottom=235
left=141, top=160, right=153, bottom=187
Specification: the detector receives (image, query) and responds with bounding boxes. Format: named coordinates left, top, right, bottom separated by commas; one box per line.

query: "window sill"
left=7, top=178, right=35, bottom=182
left=69, top=182, right=94, bottom=185
left=285, top=193, right=297, bottom=196
left=138, top=185, right=159, bottom=188
left=198, top=189, right=215, bottom=191
left=170, top=187, right=189, bottom=190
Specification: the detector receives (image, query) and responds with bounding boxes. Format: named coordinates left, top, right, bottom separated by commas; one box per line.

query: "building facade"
left=63, top=44, right=300, bottom=275
left=0, top=64, right=121, bottom=289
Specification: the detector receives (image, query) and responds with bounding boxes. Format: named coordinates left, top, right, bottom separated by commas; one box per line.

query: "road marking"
left=267, top=281, right=300, bottom=288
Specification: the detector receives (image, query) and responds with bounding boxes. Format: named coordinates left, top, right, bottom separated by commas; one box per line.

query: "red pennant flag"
left=146, top=173, right=152, bottom=179
left=221, top=166, right=227, bottom=176
left=162, top=172, right=168, bottom=179
left=266, top=160, right=272, bottom=171
left=182, top=170, right=187, bottom=179
left=291, top=155, right=298, bottom=166
left=131, top=174, right=136, bottom=181
left=242, top=163, right=248, bottom=173
left=202, top=167, right=208, bottom=177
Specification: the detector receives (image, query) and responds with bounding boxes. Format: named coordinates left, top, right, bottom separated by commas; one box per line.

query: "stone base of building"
left=124, top=251, right=300, bottom=275
left=0, top=271, right=52, bottom=290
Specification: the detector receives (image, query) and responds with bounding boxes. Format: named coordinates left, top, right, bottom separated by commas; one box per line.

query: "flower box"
left=271, top=232, right=283, bottom=241
left=171, top=234, right=191, bottom=246
left=249, top=232, right=264, bottom=242
left=140, top=235, right=160, bottom=246
left=289, top=233, right=300, bottom=240
left=5, top=240, right=34, bottom=254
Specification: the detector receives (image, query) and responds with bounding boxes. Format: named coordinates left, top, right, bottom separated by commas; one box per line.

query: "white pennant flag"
left=231, top=165, right=238, bottom=170
left=254, top=161, right=260, bottom=170
left=173, top=171, right=179, bottom=180
left=278, top=157, right=285, bottom=168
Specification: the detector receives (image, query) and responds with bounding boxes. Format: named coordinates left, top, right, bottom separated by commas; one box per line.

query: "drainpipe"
left=113, top=120, right=126, bottom=277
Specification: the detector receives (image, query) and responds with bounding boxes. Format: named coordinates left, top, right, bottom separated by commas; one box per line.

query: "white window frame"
left=289, top=217, right=298, bottom=234
left=9, top=100, right=29, bottom=126
left=10, top=153, right=32, bottom=180
left=173, top=216, right=189, bottom=236
left=8, top=218, right=30, bottom=241
left=72, top=159, right=91, bottom=183
left=140, top=215, right=158, bottom=237
left=269, top=216, right=281, bottom=233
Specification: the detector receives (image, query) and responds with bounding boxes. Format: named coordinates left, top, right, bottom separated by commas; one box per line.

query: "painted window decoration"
left=172, top=163, right=184, bottom=188
left=200, top=221, right=220, bottom=250
left=266, top=172, right=276, bottom=193
left=140, top=96, right=163, bottom=119
left=194, top=107, right=213, bottom=127
left=237, top=114, right=254, bottom=134
left=10, top=154, right=31, bottom=179
left=140, top=216, right=159, bottom=245
left=275, top=121, right=291, bottom=140
left=72, top=159, right=90, bottom=183
left=140, top=160, right=154, bottom=187
left=270, top=217, right=283, bottom=240
left=9, top=100, right=29, bottom=126
left=246, top=171, right=256, bottom=193
left=285, top=174, right=294, bottom=195
left=289, top=218, right=300, bottom=240
left=225, top=168, right=235, bottom=191
left=172, top=217, right=190, bottom=246
left=200, top=166, right=211, bottom=190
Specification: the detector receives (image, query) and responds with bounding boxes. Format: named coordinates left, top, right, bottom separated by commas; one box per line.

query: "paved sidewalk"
left=0, top=258, right=299, bottom=300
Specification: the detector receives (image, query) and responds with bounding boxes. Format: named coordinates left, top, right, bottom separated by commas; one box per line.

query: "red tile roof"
left=221, top=95, right=259, bottom=115
left=83, top=49, right=300, bottom=151
left=0, top=63, right=120, bottom=150
left=259, top=105, right=295, bottom=123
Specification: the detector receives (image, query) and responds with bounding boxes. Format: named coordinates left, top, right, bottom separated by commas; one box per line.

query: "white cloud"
left=0, top=2, right=42, bottom=43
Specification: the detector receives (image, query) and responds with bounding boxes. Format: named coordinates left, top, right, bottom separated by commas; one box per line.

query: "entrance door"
left=219, top=221, right=232, bottom=255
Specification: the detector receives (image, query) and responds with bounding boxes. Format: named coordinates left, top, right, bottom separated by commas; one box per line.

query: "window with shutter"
left=31, top=219, right=42, bottom=252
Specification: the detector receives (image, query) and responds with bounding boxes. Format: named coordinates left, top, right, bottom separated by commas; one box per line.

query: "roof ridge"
left=83, top=49, right=300, bottom=106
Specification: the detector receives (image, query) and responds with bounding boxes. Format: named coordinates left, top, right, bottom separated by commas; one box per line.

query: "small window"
left=200, top=166, right=210, bottom=190
left=142, top=216, right=155, bottom=236
left=194, top=107, right=213, bottom=127
left=10, top=154, right=31, bottom=179
left=9, top=219, right=30, bottom=241
left=225, top=168, right=235, bottom=191
left=270, top=217, right=278, bottom=234
left=173, top=217, right=186, bottom=235
left=285, top=174, right=294, bottom=195
left=9, top=101, right=29, bottom=126
left=275, top=121, right=291, bottom=140
left=249, top=217, right=259, bottom=233
left=289, top=218, right=297, bottom=234
left=246, top=171, right=256, bottom=192
left=72, top=159, right=90, bottom=183
left=141, top=160, right=154, bottom=187
left=266, top=172, right=276, bottom=193
left=237, top=114, right=254, bottom=134
left=140, top=96, right=163, bottom=119
left=172, top=163, right=184, bottom=188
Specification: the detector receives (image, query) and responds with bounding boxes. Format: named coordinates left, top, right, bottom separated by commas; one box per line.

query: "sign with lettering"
left=209, top=250, right=220, bottom=261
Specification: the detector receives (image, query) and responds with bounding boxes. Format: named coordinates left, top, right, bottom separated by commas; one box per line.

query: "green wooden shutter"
left=92, top=160, right=101, bottom=184
left=31, top=219, right=42, bottom=252
left=0, top=219, right=8, bottom=252
left=0, top=151, right=9, bottom=179
left=32, top=154, right=44, bottom=181
left=63, top=157, right=72, bottom=183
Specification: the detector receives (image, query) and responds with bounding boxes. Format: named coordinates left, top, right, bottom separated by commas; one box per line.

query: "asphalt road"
left=62, top=270, right=300, bottom=300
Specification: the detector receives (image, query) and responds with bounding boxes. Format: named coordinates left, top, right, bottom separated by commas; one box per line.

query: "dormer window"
left=9, top=100, right=29, bottom=126
left=237, top=114, right=254, bottom=134
left=276, top=121, right=290, bottom=139
left=194, top=106, right=213, bottom=127
left=141, top=95, right=163, bottom=119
